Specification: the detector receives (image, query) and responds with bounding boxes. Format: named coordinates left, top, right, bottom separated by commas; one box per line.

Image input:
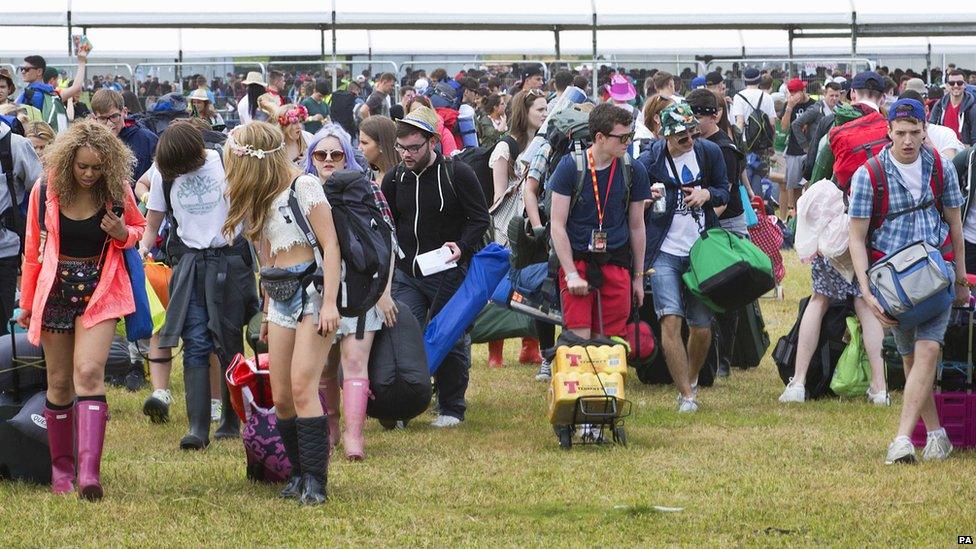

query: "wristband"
left=564, top=271, right=581, bottom=282
left=955, top=279, right=970, bottom=288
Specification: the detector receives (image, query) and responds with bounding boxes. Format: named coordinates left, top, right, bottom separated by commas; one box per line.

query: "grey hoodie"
left=0, top=122, right=43, bottom=258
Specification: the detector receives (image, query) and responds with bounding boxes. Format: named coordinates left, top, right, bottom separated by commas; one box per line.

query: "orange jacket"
left=19, top=177, right=147, bottom=345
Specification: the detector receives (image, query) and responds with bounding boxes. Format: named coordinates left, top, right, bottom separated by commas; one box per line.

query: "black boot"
left=296, top=415, right=330, bottom=506
left=276, top=416, right=302, bottom=499
left=214, top=380, right=240, bottom=439
left=179, top=367, right=211, bottom=450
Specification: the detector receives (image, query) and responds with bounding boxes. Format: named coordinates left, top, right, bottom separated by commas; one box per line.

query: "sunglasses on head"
left=312, top=149, right=345, bottom=162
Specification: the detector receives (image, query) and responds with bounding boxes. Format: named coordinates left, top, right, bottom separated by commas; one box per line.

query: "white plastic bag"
left=820, top=213, right=851, bottom=259
left=795, top=179, right=844, bottom=262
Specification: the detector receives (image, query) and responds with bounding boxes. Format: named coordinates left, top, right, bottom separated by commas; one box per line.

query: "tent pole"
left=331, top=0, right=337, bottom=92
left=554, top=26, right=561, bottom=60
left=926, top=41, right=932, bottom=83
left=787, top=28, right=794, bottom=77
left=67, top=1, right=73, bottom=56
left=591, top=0, right=598, bottom=102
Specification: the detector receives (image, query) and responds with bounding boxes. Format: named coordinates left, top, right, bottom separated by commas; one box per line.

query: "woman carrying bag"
left=18, top=121, right=147, bottom=500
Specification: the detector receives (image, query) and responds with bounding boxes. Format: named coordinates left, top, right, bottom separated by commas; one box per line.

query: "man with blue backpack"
left=848, top=98, right=968, bottom=464
left=0, top=116, right=43, bottom=336
left=639, top=102, right=730, bottom=413
left=15, top=51, right=88, bottom=134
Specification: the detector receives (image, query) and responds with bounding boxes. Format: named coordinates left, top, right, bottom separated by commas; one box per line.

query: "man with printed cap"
left=639, top=102, right=729, bottom=413
left=848, top=98, right=968, bottom=464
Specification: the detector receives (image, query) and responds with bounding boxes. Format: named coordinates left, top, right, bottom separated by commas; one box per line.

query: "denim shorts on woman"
left=649, top=251, right=714, bottom=328
left=266, top=261, right=321, bottom=330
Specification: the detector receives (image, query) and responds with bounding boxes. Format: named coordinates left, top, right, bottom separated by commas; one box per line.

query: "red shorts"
left=558, top=261, right=631, bottom=337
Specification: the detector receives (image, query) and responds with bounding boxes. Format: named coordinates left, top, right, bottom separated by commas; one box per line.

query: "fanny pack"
left=259, top=262, right=318, bottom=303
left=868, top=240, right=953, bottom=329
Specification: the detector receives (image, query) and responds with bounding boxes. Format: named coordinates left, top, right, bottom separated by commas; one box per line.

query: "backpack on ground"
left=23, top=86, right=68, bottom=134
left=737, top=92, right=774, bottom=153
left=453, top=135, right=520, bottom=208
left=682, top=228, right=776, bottom=313
left=366, top=301, right=433, bottom=424
left=773, top=296, right=852, bottom=399
left=730, top=300, right=770, bottom=370
left=828, top=109, right=889, bottom=192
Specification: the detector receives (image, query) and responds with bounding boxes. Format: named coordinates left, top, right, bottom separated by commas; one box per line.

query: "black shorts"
left=41, top=256, right=101, bottom=334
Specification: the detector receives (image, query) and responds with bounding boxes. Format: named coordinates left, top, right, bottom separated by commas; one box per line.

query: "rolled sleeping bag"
left=457, top=115, right=479, bottom=149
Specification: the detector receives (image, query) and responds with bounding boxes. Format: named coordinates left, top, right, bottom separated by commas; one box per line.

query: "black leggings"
left=535, top=320, right=555, bottom=351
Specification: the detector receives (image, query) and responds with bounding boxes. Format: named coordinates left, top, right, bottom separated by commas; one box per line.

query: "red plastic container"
left=911, top=392, right=976, bottom=448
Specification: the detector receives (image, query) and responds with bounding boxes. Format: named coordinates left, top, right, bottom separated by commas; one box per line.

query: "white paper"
left=416, top=246, right=457, bottom=276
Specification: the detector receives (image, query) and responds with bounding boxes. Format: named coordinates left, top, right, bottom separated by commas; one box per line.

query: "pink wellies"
left=43, top=404, right=75, bottom=494
left=75, top=399, right=109, bottom=501
left=342, top=378, right=370, bottom=460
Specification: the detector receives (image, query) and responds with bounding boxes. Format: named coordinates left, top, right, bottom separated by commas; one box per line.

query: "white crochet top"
left=264, top=174, right=330, bottom=255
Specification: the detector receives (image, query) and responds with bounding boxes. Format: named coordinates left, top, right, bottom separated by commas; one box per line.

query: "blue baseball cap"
left=691, top=76, right=706, bottom=89
left=851, top=71, right=884, bottom=92
left=888, top=98, right=926, bottom=122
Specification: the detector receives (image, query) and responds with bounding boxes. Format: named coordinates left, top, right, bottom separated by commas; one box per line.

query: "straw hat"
left=397, top=105, right=439, bottom=136
left=241, top=71, right=267, bottom=87
left=187, top=88, right=211, bottom=102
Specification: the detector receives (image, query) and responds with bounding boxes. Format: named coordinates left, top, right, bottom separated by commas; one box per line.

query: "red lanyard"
left=587, top=149, right=617, bottom=231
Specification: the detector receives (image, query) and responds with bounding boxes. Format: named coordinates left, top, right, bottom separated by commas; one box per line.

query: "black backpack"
left=453, top=135, right=520, bottom=206
left=329, top=91, right=359, bottom=137
left=773, top=295, right=853, bottom=399
left=366, top=301, right=432, bottom=423
left=290, top=171, right=394, bottom=336
left=736, top=92, right=775, bottom=153
left=134, top=92, right=190, bottom=136
left=0, top=127, right=24, bottom=253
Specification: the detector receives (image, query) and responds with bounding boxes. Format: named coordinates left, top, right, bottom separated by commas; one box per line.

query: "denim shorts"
left=336, top=304, right=384, bottom=337
left=266, top=261, right=321, bottom=330
left=649, top=251, right=713, bottom=328
left=889, top=270, right=955, bottom=356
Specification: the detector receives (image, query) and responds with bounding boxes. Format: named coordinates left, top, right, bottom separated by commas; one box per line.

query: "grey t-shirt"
left=0, top=125, right=43, bottom=259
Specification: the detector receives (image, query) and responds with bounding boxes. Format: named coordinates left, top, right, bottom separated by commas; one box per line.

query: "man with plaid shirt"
left=848, top=98, right=969, bottom=465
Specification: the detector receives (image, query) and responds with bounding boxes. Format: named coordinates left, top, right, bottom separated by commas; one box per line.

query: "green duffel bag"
left=470, top=304, right=537, bottom=344
left=682, top=228, right=775, bottom=313
left=245, top=311, right=268, bottom=355
left=830, top=316, right=871, bottom=397
left=507, top=215, right=549, bottom=269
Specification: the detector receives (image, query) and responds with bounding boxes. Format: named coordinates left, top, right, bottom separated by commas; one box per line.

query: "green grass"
left=2, top=252, right=974, bottom=546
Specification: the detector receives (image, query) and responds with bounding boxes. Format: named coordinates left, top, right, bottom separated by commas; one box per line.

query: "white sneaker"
left=535, top=360, right=552, bottom=382
left=867, top=387, right=891, bottom=407
left=430, top=415, right=462, bottom=428
left=211, top=399, right=221, bottom=422
left=885, top=436, right=917, bottom=465
left=152, top=388, right=172, bottom=405
left=778, top=379, right=805, bottom=403
left=922, top=428, right=953, bottom=461
left=677, top=396, right=699, bottom=413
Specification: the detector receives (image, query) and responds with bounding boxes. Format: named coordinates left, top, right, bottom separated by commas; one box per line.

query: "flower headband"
left=228, top=136, right=285, bottom=160
left=278, top=105, right=308, bottom=127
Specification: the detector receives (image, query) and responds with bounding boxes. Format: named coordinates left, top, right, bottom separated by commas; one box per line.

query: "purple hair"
left=304, top=123, right=364, bottom=178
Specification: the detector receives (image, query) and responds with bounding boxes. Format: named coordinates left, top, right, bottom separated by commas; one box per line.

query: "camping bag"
left=470, top=304, right=537, bottom=343
left=828, top=110, right=889, bottom=192
left=367, top=302, right=433, bottom=422
left=321, top=170, right=394, bottom=319
left=454, top=136, right=520, bottom=214
left=0, top=332, right=46, bottom=402
left=829, top=316, right=872, bottom=397
left=736, top=92, right=774, bottom=153
left=241, top=405, right=291, bottom=483
left=7, top=391, right=47, bottom=444
left=774, top=296, right=852, bottom=399
left=868, top=241, right=953, bottom=330
left=682, top=228, right=775, bottom=313
left=144, top=261, right=173, bottom=308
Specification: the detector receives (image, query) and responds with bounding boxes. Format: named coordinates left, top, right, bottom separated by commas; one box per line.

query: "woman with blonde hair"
left=270, top=103, right=314, bottom=167
left=222, top=121, right=341, bottom=506
left=642, top=94, right=671, bottom=138
left=358, top=115, right=399, bottom=178
left=24, top=120, right=56, bottom=160
left=18, top=120, right=147, bottom=500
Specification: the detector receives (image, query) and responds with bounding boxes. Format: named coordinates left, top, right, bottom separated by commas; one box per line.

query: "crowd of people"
left=3, top=46, right=976, bottom=506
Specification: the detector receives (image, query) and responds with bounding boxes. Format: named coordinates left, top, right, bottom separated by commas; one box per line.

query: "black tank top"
left=59, top=209, right=108, bottom=258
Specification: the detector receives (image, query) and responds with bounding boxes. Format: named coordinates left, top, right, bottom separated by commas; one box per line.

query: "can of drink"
left=651, top=183, right=667, bottom=214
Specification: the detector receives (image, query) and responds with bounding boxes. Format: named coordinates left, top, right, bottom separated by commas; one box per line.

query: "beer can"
left=651, top=183, right=667, bottom=213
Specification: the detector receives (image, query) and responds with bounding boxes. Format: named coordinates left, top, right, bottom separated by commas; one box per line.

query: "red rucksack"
left=862, top=146, right=952, bottom=262
left=829, top=110, right=890, bottom=192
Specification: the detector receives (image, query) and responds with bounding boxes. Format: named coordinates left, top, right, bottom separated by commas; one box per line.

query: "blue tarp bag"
left=424, top=244, right=510, bottom=374
left=868, top=240, right=953, bottom=330
left=122, top=247, right=154, bottom=342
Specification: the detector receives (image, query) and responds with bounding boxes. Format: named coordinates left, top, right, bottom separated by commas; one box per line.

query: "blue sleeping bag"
left=424, top=244, right=510, bottom=374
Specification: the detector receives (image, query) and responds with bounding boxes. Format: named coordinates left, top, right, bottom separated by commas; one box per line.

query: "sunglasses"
left=18, top=66, right=37, bottom=73
left=675, top=131, right=701, bottom=145
left=948, top=80, right=967, bottom=87
left=312, top=149, right=345, bottom=162
left=605, top=131, right=635, bottom=144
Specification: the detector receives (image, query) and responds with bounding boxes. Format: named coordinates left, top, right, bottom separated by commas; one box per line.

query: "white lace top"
left=264, top=174, right=330, bottom=255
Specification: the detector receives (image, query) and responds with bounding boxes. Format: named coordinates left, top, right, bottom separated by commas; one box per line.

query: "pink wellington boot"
left=341, top=378, right=370, bottom=461
left=43, top=405, right=75, bottom=494
left=75, top=399, right=108, bottom=501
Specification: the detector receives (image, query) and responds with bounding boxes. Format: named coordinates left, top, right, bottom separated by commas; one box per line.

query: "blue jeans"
left=183, top=284, right=213, bottom=370
left=649, top=251, right=714, bottom=328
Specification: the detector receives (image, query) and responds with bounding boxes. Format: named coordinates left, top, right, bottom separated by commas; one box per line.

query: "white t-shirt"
left=731, top=88, right=777, bottom=127
left=146, top=150, right=237, bottom=249
left=927, top=124, right=964, bottom=158
left=661, top=148, right=705, bottom=257
left=891, top=154, right=924, bottom=201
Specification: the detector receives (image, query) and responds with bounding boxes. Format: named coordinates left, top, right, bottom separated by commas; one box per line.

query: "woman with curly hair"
left=18, top=120, right=147, bottom=500
left=222, top=121, right=341, bottom=505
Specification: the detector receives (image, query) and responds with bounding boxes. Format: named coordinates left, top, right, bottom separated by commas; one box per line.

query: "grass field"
left=1, top=252, right=974, bottom=547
